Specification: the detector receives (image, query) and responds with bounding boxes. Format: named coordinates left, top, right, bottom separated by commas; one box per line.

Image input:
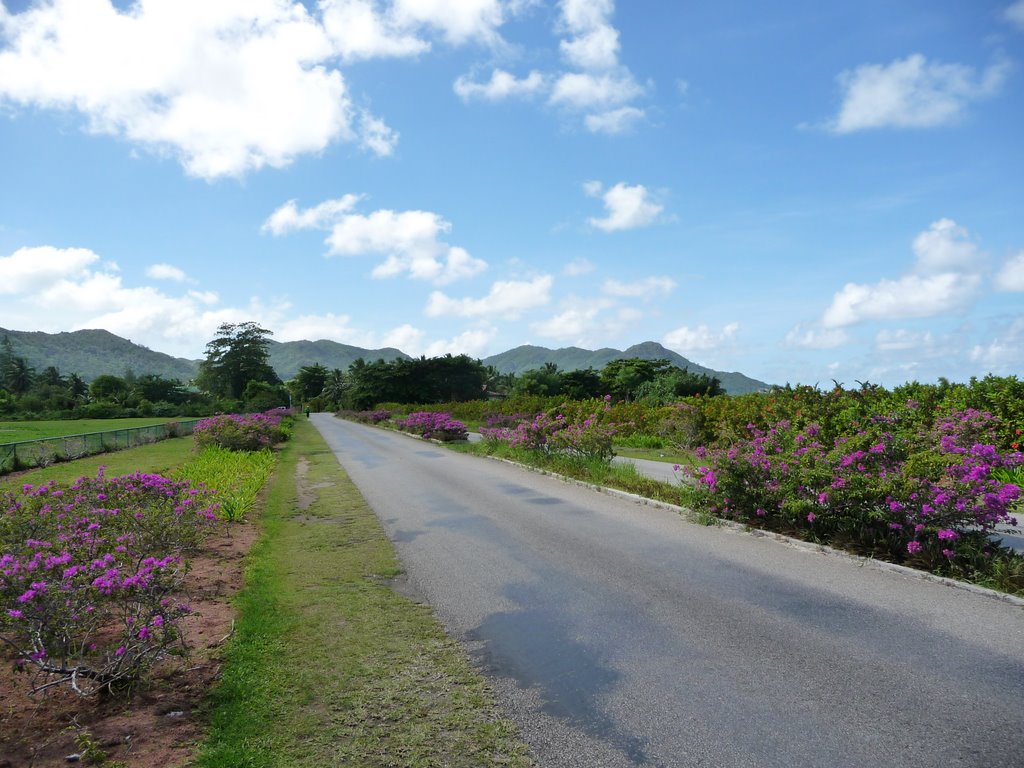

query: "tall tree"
left=196, top=322, right=279, bottom=399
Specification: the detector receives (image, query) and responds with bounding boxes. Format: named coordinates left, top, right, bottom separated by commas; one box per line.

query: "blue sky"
left=0, top=0, right=1022, bottom=387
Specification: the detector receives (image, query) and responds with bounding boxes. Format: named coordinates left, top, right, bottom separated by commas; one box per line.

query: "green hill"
left=1, top=327, right=200, bottom=382
left=483, top=341, right=770, bottom=394
left=266, top=339, right=409, bottom=380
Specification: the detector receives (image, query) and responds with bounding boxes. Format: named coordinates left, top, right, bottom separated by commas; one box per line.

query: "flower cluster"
left=685, top=409, right=1022, bottom=571
left=394, top=412, right=468, bottom=442
left=481, top=400, right=618, bottom=463
left=0, top=469, right=218, bottom=695
left=193, top=410, right=290, bottom=451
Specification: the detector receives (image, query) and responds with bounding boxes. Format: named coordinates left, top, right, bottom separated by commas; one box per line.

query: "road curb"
left=341, top=417, right=1024, bottom=609
left=481, top=454, right=1024, bottom=609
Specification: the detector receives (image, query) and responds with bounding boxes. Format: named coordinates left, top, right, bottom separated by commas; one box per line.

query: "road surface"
left=312, top=414, right=1024, bottom=768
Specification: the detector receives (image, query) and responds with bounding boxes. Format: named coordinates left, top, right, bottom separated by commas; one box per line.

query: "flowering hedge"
left=193, top=410, right=290, bottom=452
left=394, top=412, right=468, bottom=442
left=481, top=397, right=618, bottom=462
left=0, top=470, right=219, bottom=696
left=685, top=409, right=1022, bottom=576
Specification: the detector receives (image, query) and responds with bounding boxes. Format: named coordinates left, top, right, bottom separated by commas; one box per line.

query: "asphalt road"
left=312, top=414, right=1024, bottom=768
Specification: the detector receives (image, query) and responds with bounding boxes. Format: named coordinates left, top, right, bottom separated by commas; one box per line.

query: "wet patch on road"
left=469, top=598, right=652, bottom=765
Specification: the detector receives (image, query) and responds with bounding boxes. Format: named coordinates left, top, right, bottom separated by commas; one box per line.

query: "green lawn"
left=0, top=417, right=201, bottom=445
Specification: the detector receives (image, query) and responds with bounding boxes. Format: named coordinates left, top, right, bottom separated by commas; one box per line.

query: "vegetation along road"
left=311, top=414, right=1024, bottom=768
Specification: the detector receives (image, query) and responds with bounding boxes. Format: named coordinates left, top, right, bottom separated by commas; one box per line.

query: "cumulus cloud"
left=145, top=263, right=189, bottom=282
left=530, top=304, right=608, bottom=340
left=423, top=327, right=498, bottom=358
left=453, top=69, right=547, bottom=101
left=263, top=196, right=486, bottom=284
left=826, top=53, right=1010, bottom=133
left=821, top=219, right=985, bottom=327
left=453, top=0, right=647, bottom=132
left=0, top=246, right=99, bottom=294
left=585, top=181, right=664, bottom=232
left=995, top=251, right=1024, bottom=291
left=320, top=0, right=431, bottom=61
left=664, top=322, right=739, bottom=353
left=584, top=106, right=645, bottom=134
left=425, top=275, right=553, bottom=318
left=602, top=276, right=676, bottom=298
left=0, top=0, right=408, bottom=179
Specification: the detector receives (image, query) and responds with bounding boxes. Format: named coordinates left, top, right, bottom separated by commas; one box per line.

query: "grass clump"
left=197, top=420, right=533, bottom=768
left=174, top=446, right=276, bottom=521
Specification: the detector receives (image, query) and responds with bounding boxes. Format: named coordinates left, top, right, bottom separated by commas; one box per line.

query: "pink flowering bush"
left=395, top=412, right=468, bottom=441
left=481, top=398, right=618, bottom=463
left=193, top=410, right=290, bottom=452
left=0, top=469, right=219, bottom=695
left=685, top=409, right=1022, bottom=579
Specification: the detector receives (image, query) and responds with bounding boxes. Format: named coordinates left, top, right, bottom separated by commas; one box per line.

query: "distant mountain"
left=483, top=341, right=770, bottom=394
left=1, top=328, right=770, bottom=394
left=266, top=339, right=409, bottom=381
left=1, top=327, right=200, bottom=382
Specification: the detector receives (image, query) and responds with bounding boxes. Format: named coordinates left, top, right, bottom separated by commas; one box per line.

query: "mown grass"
left=0, top=436, right=197, bottom=488
left=0, top=417, right=199, bottom=444
left=197, top=420, right=534, bottom=768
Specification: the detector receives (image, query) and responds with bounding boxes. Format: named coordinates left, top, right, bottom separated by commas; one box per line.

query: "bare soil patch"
left=0, top=520, right=259, bottom=767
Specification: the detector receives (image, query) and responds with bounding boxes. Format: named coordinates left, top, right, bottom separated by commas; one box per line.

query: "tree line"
left=0, top=321, right=725, bottom=422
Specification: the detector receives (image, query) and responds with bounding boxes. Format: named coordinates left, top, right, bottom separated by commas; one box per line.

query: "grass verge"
left=0, top=416, right=199, bottom=443
left=197, top=420, right=534, bottom=768
left=0, top=436, right=197, bottom=488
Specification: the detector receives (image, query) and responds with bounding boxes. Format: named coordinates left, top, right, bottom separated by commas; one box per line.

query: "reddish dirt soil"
left=0, top=520, right=259, bottom=767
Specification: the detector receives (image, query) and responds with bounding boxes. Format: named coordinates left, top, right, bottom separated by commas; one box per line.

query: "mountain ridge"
left=1, top=327, right=771, bottom=394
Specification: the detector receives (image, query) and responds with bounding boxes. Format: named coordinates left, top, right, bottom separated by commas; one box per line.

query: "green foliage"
left=196, top=321, right=280, bottom=399
left=347, top=354, right=487, bottom=409
left=174, top=446, right=277, bottom=521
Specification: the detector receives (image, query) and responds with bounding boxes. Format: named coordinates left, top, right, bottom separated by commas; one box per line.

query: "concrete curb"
left=480, top=454, right=1024, bottom=609
left=342, top=416, right=1024, bottom=609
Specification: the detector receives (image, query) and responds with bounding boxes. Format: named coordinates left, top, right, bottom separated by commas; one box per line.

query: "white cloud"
left=358, top=111, right=400, bottom=156
left=0, top=0, right=402, bottom=179
left=559, top=23, right=619, bottom=71
left=664, top=322, right=740, bottom=353
left=145, top=263, right=189, bottom=282
left=380, top=323, right=425, bottom=352
left=910, top=218, right=982, bottom=273
left=453, top=69, right=547, bottom=101
left=822, top=273, right=981, bottom=327
left=875, top=328, right=935, bottom=351
left=263, top=196, right=486, bottom=284
left=0, top=246, right=99, bottom=294
left=425, top=275, right=553, bottom=318
left=584, top=106, right=644, bottom=134
left=995, top=251, right=1024, bottom=291
left=530, top=304, right=607, bottom=340
left=563, top=258, right=594, bottom=276
left=820, top=219, right=985, bottom=327
left=827, top=53, right=1010, bottom=133
left=970, top=316, right=1024, bottom=370
left=785, top=325, right=851, bottom=349
left=320, top=0, right=431, bottom=61
left=549, top=71, right=644, bottom=110
left=423, top=327, right=497, bottom=358
left=602, top=276, right=676, bottom=298
left=585, top=181, right=664, bottom=232
left=1006, top=1, right=1024, bottom=30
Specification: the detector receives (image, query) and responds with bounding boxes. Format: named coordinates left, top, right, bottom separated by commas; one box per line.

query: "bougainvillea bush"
left=684, top=408, right=1023, bottom=585
left=193, top=410, right=291, bottom=452
left=0, top=470, right=219, bottom=696
left=394, top=412, right=468, bottom=441
left=480, top=398, right=618, bottom=463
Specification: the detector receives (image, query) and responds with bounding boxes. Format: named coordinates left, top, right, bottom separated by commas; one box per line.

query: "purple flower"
left=906, top=541, right=923, bottom=555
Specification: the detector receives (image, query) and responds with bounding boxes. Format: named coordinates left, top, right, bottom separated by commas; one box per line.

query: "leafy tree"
left=90, top=374, right=129, bottom=404
left=196, top=322, right=279, bottom=399
left=561, top=367, right=603, bottom=399
left=599, top=358, right=674, bottom=401
left=513, top=362, right=562, bottom=397
left=321, top=368, right=350, bottom=409
left=291, top=364, right=329, bottom=403
left=39, top=365, right=65, bottom=387
left=635, top=368, right=724, bottom=404
left=243, top=380, right=289, bottom=412
left=133, top=373, right=188, bottom=405
left=5, top=356, right=36, bottom=396
left=66, top=373, right=89, bottom=401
